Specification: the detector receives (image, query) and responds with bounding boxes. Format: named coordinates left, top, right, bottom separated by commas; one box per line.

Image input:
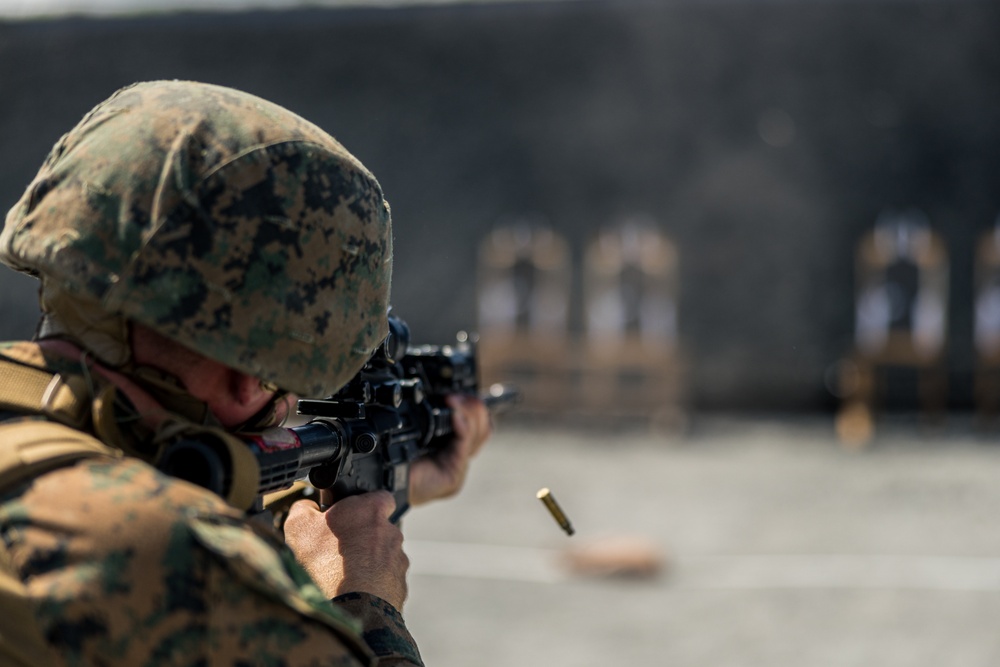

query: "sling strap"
left=0, top=419, right=121, bottom=492
left=0, top=355, right=91, bottom=429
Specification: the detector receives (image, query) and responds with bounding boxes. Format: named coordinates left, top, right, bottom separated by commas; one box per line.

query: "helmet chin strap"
left=38, top=282, right=292, bottom=434
left=37, top=283, right=132, bottom=367
left=38, top=282, right=219, bottom=427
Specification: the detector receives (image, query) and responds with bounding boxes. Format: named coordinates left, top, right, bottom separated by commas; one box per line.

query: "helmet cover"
left=0, top=80, right=392, bottom=397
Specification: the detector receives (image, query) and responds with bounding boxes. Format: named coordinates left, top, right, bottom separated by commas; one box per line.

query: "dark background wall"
left=1, top=1, right=998, bottom=410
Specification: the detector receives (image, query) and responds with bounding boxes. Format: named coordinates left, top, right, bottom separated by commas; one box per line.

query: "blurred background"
left=2, top=0, right=1000, bottom=664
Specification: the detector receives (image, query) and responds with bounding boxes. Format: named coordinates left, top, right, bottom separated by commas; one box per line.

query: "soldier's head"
left=0, top=81, right=393, bottom=405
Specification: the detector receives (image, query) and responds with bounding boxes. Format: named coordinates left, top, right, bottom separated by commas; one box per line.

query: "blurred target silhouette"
left=973, top=213, right=1000, bottom=424
left=580, top=216, right=685, bottom=431
left=477, top=216, right=575, bottom=417
left=834, top=209, right=949, bottom=446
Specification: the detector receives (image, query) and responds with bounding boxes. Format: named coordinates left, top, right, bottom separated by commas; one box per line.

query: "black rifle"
left=228, top=314, right=517, bottom=523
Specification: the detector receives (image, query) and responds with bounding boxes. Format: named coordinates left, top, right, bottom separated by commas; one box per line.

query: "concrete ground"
left=401, top=415, right=1000, bottom=667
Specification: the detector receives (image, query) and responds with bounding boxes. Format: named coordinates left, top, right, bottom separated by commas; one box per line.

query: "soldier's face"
left=131, top=322, right=296, bottom=429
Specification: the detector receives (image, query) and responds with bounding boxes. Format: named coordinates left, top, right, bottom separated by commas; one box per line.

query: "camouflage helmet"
left=0, top=80, right=392, bottom=398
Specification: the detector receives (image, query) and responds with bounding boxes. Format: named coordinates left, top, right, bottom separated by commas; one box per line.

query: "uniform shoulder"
left=1, top=456, right=377, bottom=665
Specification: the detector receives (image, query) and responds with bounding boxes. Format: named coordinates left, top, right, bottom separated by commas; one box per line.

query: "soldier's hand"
left=409, top=394, right=492, bottom=506
left=284, top=491, right=408, bottom=611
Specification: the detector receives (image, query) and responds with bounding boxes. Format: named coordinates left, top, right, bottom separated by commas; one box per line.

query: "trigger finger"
left=447, top=395, right=471, bottom=437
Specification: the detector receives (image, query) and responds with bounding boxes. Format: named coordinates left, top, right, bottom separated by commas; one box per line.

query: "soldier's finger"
left=446, top=394, right=470, bottom=439
left=457, top=395, right=490, bottom=456
left=366, top=490, right=397, bottom=521
left=329, top=490, right=397, bottom=522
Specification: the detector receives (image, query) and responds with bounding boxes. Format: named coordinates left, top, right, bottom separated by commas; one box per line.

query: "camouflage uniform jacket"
left=0, top=342, right=424, bottom=667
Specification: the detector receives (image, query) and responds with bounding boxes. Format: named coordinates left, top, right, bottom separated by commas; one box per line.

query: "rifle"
left=161, top=314, right=518, bottom=523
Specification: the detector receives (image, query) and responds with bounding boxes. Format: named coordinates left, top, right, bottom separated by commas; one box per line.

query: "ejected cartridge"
left=537, top=487, right=575, bottom=536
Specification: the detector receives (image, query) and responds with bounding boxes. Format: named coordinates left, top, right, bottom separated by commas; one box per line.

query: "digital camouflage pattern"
left=0, top=449, right=424, bottom=666
left=0, top=81, right=423, bottom=665
left=0, top=342, right=424, bottom=666
left=0, top=80, right=393, bottom=398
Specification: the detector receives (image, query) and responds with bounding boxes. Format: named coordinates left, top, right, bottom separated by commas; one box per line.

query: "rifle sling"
left=0, top=356, right=91, bottom=429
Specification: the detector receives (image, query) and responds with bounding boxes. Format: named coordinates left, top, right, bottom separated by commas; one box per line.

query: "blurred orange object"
left=560, top=536, right=666, bottom=579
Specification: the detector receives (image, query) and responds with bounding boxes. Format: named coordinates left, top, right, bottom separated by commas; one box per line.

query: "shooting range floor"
left=402, top=414, right=1000, bottom=667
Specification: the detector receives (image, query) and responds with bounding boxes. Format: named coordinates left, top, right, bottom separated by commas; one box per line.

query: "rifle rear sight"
left=296, top=314, right=477, bottom=421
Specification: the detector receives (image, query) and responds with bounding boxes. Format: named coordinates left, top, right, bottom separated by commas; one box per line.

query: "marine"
left=0, top=80, right=491, bottom=666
